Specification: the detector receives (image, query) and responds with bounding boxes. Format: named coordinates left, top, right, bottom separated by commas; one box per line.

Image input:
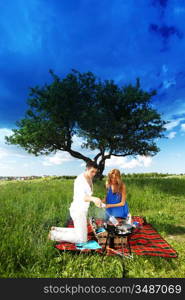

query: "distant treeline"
left=52, top=173, right=185, bottom=180
left=1, top=173, right=184, bottom=182
left=121, top=173, right=184, bottom=178
left=50, top=176, right=77, bottom=180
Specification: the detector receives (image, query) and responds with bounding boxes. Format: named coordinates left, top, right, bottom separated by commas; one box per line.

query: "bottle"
left=108, top=215, right=119, bottom=226
left=100, top=202, right=119, bottom=226
left=125, top=213, right=132, bottom=225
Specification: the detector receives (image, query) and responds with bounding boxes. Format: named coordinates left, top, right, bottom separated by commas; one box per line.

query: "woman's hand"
left=101, top=198, right=106, bottom=203
left=106, top=204, right=111, bottom=209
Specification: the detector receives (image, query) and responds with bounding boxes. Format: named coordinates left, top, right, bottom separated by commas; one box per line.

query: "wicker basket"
left=89, top=218, right=127, bottom=249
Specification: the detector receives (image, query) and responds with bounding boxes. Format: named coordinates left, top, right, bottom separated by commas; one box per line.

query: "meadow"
left=0, top=175, right=185, bottom=278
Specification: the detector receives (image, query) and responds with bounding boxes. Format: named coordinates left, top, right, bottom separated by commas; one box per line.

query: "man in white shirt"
left=48, top=161, right=103, bottom=244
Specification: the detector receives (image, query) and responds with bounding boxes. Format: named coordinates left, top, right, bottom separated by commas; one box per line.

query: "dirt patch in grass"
left=167, top=233, right=185, bottom=243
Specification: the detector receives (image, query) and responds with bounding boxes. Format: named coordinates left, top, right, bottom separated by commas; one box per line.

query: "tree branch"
left=65, top=147, right=91, bottom=162
left=94, top=146, right=106, bottom=162
left=98, top=153, right=111, bottom=164
left=94, top=152, right=102, bottom=162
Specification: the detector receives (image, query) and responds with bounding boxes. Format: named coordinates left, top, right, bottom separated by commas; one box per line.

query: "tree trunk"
left=95, top=160, right=105, bottom=180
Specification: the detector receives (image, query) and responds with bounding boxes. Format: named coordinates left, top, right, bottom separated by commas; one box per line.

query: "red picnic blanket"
left=54, top=216, right=178, bottom=258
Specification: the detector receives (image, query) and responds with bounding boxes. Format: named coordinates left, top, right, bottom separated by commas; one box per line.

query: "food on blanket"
left=117, top=224, right=133, bottom=233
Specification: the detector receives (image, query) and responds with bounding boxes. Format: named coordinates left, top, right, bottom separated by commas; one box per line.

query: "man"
left=48, top=161, right=103, bottom=244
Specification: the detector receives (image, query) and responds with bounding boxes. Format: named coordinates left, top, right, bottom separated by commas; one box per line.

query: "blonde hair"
left=106, top=169, right=124, bottom=193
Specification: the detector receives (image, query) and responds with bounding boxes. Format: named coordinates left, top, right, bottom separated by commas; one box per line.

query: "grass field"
left=0, top=176, right=185, bottom=278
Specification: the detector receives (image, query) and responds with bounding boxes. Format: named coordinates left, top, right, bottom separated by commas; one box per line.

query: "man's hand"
left=92, top=197, right=103, bottom=208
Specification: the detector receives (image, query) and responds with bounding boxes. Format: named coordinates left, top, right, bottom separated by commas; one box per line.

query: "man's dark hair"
left=86, top=160, right=98, bottom=169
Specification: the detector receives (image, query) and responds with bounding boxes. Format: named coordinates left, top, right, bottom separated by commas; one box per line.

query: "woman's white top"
left=70, top=173, right=93, bottom=213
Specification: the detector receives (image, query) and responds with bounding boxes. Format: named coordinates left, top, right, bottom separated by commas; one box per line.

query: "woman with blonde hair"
left=103, top=169, right=131, bottom=221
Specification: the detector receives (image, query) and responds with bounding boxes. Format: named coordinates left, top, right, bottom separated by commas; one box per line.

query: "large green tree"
left=5, top=69, right=166, bottom=178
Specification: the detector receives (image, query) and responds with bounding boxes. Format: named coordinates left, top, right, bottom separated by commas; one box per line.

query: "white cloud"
left=175, top=153, right=182, bottom=158
left=0, top=147, right=8, bottom=159
left=42, top=151, right=74, bottom=166
left=0, top=128, right=13, bottom=144
left=180, top=123, right=185, bottom=132
left=0, top=127, right=98, bottom=175
left=124, top=158, right=141, bottom=169
left=164, top=118, right=184, bottom=131
left=23, top=163, right=29, bottom=167
left=0, top=128, right=29, bottom=159
left=72, top=134, right=84, bottom=148
left=137, top=156, right=152, bottom=167
left=167, top=131, right=177, bottom=139
left=163, top=79, right=176, bottom=89
left=105, top=155, right=152, bottom=169
left=71, top=134, right=99, bottom=158
left=0, top=163, right=14, bottom=170
left=162, top=65, right=168, bottom=73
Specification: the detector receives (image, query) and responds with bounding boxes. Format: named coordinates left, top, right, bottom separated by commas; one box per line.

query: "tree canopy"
left=5, top=69, right=167, bottom=178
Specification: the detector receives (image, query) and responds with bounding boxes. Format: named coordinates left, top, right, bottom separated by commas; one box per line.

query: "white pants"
left=49, top=208, right=88, bottom=243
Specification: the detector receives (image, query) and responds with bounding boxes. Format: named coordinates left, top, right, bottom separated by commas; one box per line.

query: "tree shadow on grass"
left=149, top=221, right=185, bottom=236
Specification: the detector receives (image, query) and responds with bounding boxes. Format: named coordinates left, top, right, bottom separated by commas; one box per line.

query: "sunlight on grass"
left=0, top=177, right=184, bottom=278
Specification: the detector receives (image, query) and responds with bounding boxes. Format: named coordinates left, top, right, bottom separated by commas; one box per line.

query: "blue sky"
left=1, top=0, right=185, bottom=176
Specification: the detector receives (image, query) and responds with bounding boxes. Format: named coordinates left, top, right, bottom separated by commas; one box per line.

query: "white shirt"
left=70, top=173, right=93, bottom=213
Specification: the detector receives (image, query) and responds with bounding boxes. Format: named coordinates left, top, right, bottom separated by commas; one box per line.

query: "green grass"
left=0, top=177, right=184, bottom=278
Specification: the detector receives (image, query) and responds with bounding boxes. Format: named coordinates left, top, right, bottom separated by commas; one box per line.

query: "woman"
left=103, top=169, right=131, bottom=221
left=48, top=161, right=103, bottom=244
